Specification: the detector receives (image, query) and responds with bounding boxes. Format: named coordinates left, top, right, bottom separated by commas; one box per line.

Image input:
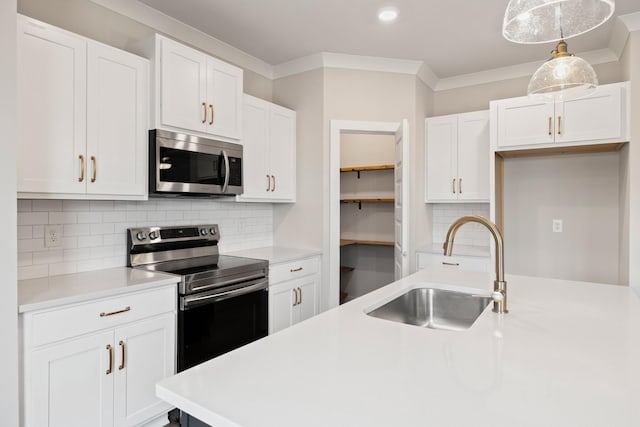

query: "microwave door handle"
left=221, top=149, right=230, bottom=193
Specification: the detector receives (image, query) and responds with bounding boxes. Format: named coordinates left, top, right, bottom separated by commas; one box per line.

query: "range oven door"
left=177, top=278, right=268, bottom=372
left=151, top=129, right=243, bottom=196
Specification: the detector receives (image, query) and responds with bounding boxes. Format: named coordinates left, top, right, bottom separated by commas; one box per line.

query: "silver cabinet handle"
left=266, top=175, right=270, bottom=192
left=271, top=175, right=276, bottom=192
left=292, top=288, right=299, bottom=306
left=458, top=178, right=462, bottom=194
left=442, top=261, right=460, bottom=266
left=298, top=287, right=302, bottom=304
left=290, top=267, right=303, bottom=272
left=452, top=178, right=456, bottom=194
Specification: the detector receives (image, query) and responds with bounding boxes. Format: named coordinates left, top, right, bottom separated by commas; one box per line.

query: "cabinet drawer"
left=269, top=257, right=320, bottom=285
left=26, top=285, right=176, bottom=347
left=417, top=252, right=490, bottom=273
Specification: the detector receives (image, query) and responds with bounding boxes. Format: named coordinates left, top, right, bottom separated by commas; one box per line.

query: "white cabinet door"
left=28, top=331, right=114, bottom=427
left=114, top=314, right=175, bottom=427
left=86, top=42, right=148, bottom=197
left=159, top=37, right=207, bottom=134
left=295, top=275, right=319, bottom=324
left=496, top=97, right=555, bottom=147
left=426, top=111, right=489, bottom=203
left=268, top=105, right=296, bottom=201
left=157, top=35, right=242, bottom=140
left=555, top=84, right=624, bottom=144
left=17, top=16, right=87, bottom=194
left=207, top=58, right=243, bottom=139
left=238, top=94, right=297, bottom=202
left=241, top=95, right=270, bottom=199
left=269, top=282, right=296, bottom=334
left=457, top=111, right=490, bottom=201
left=426, top=115, right=457, bottom=201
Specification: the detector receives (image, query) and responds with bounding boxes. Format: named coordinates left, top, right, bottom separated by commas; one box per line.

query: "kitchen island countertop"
left=156, top=267, right=640, bottom=427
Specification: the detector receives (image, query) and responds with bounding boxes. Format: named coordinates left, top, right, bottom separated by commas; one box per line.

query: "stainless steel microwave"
left=149, top=129, right=243, bottom=197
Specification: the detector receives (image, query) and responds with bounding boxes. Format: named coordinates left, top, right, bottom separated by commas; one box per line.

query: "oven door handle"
left=181, top=279, right=268, bottom=310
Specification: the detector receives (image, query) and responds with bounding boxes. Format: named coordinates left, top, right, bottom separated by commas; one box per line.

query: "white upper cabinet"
left=237, top=94, right=296, bottom=202
left=493, top=82, right=628, bottom=149
left=156, top=35, right=243, bottom=141
left=17, top=15, right=148, bottom=200
left=426, top=110, right=489, bottom=203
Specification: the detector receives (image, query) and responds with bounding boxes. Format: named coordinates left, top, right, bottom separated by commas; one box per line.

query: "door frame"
left=327, top=120, right=406, bottom=310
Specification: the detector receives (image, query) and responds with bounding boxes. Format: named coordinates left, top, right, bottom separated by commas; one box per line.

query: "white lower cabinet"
left=416, top=251, right=490, bottom=273
left=268, top=256, right=320, bottom=334
left=22, top=286, right=177, bottom=427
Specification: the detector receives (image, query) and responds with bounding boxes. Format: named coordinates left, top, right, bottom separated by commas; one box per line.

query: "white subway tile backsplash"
left=78, top=212, right=103, bottom=224
left=17, top=199, right=274, bottom=280
left=432, top=203, right=491, bottom=247
left=18, top=212, right=49, bottom=225
left=49, top=211, right=78, bottom=225
left=32, top=200, right=63, bottom=212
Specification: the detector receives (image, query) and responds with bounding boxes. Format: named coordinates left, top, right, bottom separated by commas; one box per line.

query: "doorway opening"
left=328, top=120, right=409, bottom=309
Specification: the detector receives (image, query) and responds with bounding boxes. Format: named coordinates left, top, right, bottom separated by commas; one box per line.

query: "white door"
left=457, top=111, right=490, bottom=201
left=394, top=119, right=410, bottom=280
left=426, top=116, right=458, bottom=201
left=240, top=95, right=270, bottom=199
left=114, top=314, right=175, bottom=427
left=29, top=331, right=114, bottom=427
left=160, top=37, right=207, bottom=133
left=555, top=84, right=624, bottom=144
left=268, top=282, right=296, bottom=334
left=496, top=97, right=555, bottom=147
left=206, top=57, right=243, bottom=139
left=86, top=42, right=147, bottom=196
left=295, top=276, right=319, bottom=324
left=17, top=16, right=87, bottom=194
left=269, top=105, right=296, bottom=201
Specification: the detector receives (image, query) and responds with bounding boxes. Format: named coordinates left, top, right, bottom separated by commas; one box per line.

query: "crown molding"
left=89, top=0, right=273, bottom=79
left=273, top=52, right=423, bottom=80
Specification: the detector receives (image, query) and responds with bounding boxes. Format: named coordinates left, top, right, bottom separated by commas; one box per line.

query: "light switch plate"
left=45, top=225, right=63, bottom=248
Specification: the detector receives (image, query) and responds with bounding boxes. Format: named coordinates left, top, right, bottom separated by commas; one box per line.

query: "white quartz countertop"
left=417, top=243, right=490, bottom=257
left=224, top=246, right=321, bottom=264
left=156, top=267, right=640, bottom=427
left=18, top=267, right=180, bottom=313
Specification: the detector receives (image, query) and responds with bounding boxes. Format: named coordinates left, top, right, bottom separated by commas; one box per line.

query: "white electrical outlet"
left=552, top=219, right=563, bottom=233
left=45, top=225, right=63, bottom=248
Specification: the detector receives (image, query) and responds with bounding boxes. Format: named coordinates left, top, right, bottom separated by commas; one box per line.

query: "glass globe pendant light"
left=503, top=0, right=615, bottom=44
left=528, top=39, right=598, bottom=101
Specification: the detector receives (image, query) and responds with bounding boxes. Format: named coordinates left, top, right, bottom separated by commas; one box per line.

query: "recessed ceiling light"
left=378, top=7, right=398, bottom=22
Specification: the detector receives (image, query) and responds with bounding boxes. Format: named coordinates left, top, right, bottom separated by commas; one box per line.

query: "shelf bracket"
left=357, top=170, right=361, bottom=179
left=358, top=201, right=362, bottom=210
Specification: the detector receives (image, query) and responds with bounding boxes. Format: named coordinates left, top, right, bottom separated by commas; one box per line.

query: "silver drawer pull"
left=100, top=306, right=131, bottom=317
left=290, top=267, right=303, bottom=272
left=442, top=261, right=460, bottom=266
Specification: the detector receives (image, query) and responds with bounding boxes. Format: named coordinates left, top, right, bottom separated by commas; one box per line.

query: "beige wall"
left=17, top=0, right=272, bottom=99
left=625, top=31, right=640, bottom=286
left=272, top=69, right=325, bottom=249
left=503, top=153, right=621, bottom=284
left=1, top=0, right=18, bottom=424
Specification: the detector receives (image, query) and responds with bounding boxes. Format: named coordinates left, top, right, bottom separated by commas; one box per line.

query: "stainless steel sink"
left=366, top=288, right=492, bottom=331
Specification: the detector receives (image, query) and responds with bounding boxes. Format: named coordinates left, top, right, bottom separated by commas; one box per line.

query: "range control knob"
left=200, top=229, right=208, bottom=236
left=148, top=231, right=159, bottom=240
left=209, top=227, right=217, bottom=235
left=136, top=231, right=147, bottom=241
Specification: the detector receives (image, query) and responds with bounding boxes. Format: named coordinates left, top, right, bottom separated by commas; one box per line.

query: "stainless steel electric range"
left=127, top=224, right=269, bottom=373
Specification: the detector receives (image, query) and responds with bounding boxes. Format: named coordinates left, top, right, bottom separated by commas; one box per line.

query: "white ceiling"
left=138, top=0, right=640, bottom=79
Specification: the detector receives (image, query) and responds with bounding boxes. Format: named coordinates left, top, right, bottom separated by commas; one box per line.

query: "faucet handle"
left=491, top=291, right=505, bottom=302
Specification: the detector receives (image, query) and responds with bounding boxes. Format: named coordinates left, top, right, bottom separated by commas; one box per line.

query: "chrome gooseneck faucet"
left=443, top=215, right=508, bottom=314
